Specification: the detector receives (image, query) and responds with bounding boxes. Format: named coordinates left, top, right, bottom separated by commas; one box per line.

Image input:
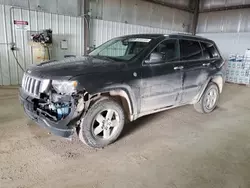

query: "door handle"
left=174, top=66, right=184, bottom=70
left=203, top=63, right=210, bottom=66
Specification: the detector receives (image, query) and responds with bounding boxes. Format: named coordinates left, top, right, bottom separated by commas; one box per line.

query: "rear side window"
left=180, top=40, right=202, bottom=61
left=200, top=42, right=220, bottom=59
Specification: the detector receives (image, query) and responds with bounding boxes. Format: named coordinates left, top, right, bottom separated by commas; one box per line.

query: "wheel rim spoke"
left=96, top=114, right=105, bottom=124
left=92, top=109, right=120, bottom=140
left=111, top=120, right=119, bottom=127
left=106, top=109, right=114, bottom=120
left=94, top=125, right=103, bottom=135
left=103, top=128, right=110, bottom=139
left=206, top=88, right=217, bottom=109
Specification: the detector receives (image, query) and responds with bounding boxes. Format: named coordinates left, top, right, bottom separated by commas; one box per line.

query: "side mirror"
left=145, top=52, right=163, bottom=64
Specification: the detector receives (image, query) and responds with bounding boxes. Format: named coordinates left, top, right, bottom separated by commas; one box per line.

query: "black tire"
left=194, top=82, right=220, bottom=114
left=79, top=98, right=125, bottom=148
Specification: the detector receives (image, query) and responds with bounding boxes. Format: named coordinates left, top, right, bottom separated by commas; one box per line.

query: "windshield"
left=89, top=37, right=152, bottom=61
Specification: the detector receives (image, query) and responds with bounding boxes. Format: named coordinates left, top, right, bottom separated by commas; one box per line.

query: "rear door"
left=180, top=39, right=209, bottom=104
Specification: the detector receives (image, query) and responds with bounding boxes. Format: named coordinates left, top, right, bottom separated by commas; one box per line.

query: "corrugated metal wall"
left=90, top=19, right=188, bottom=47
left=198, top=33, right=250, bottom=58
left=200, top=0, right=250, bottom=10
left=90, top=0, right=192, bottom=32
left=0, top=5, right=83, bottom=85
left=197, top=0, right=250, bottom=58
left=197, top=9, right=250, bottom=33
left=0, top=0, right=81, bottom=16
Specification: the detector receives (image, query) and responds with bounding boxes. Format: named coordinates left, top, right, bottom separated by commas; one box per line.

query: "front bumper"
left=19, top=89, right=75, bottom=138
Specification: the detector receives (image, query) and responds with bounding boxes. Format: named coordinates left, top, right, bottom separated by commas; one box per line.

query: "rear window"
left=200, top=42, right=220, bottom=59
left=180, top=40, right=203, bottom=61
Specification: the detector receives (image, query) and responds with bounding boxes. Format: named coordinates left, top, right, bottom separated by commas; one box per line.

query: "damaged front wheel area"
left=78, top=98, right=125, bottom=148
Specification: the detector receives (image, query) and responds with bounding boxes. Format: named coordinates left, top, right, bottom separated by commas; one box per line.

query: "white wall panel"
left=0, top=5, right=83, bottom=85
left=90, top=19, right=188, bottom=47
left=200, top=0, right=250, bottom=10
left=197, top=9, right=250, bottom=33
left=90, top=0, right=192, bottom=32
left=1, top=0, right=81, bottom=16
left=198, top=32, right=250, bottom=59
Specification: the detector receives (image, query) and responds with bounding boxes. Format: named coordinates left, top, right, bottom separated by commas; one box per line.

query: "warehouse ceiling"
left=200, top=0, right=250, bottom=12
left=142, top=0, right=195, bottom=12
left=143, top=0, right=250, bottom=13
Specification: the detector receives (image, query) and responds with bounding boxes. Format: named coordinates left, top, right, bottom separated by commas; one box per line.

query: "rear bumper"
left=19, top=89, right=75, bottom=138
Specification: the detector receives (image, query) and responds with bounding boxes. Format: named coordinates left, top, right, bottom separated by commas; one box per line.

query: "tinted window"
left=149, top=39, right=179, bottom=62
left=180, top=40, right=202, bottom=61
left=201, top=42, right=220, bottom=59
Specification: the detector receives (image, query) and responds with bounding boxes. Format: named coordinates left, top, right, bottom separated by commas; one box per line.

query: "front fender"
left=72, top=74, right=139, bottom=119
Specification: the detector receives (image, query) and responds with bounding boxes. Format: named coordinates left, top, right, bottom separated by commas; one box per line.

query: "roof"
left=117, top=33, right=213, bottom=43
left=118, top=34, right=164, bottom=39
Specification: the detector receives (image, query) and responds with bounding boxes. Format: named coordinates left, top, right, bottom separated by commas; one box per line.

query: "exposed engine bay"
left=33, top=93, right=72, bottom=121
left=32, top=90, right=89, bottom=125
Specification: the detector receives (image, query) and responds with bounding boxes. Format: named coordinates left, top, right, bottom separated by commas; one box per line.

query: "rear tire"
left=194, top=82, right=219, bottom=114
left=79, top=98, right=125, bottom=148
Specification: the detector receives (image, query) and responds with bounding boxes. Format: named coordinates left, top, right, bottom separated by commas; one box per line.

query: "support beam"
left=192, top=0, right=200, bottom=35
left=143, top=0, right=194, bottom=13
left=83, top=0, right=90, bottom=55
left=200, top=4, right=250, bottom=13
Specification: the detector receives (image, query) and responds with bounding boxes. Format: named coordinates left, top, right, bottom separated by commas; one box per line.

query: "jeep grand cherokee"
left=19, top=34, right=225, bottom=148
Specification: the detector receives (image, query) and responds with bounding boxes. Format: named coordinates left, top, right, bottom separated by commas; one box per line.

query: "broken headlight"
left=52, top=80, right=78, bottom=95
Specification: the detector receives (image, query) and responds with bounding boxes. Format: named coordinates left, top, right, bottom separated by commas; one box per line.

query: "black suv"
left=20, top=34, right=225, bottom=148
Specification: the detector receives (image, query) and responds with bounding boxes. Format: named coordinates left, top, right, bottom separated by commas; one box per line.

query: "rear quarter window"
left=200, top=42, right=220, bottom=59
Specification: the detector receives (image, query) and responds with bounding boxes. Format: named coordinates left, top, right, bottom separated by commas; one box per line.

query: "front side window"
left=200, top=42, right=220, bottom=59
left=180, top=40, right=202, bottom=61
left=146, top=39, right=179, bottom=63
left=89, top=37, right=152, bottom=61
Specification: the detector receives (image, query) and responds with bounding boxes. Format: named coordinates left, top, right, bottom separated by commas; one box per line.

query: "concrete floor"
left=1, top=84, right=250, bottom=188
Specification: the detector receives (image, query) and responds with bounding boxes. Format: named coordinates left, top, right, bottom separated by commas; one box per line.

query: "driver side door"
left=140, top=39, right=184, bottom=113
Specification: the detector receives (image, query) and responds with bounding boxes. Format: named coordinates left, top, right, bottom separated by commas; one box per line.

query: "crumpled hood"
left=27, top=56, right=125, bottom=80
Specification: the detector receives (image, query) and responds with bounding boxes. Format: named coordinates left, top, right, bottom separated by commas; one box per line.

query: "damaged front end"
left=19, top=74, right=88, bottom=138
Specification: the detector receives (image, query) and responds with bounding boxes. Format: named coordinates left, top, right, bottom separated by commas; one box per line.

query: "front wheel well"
left=87, top=90, right=133, bottom=122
